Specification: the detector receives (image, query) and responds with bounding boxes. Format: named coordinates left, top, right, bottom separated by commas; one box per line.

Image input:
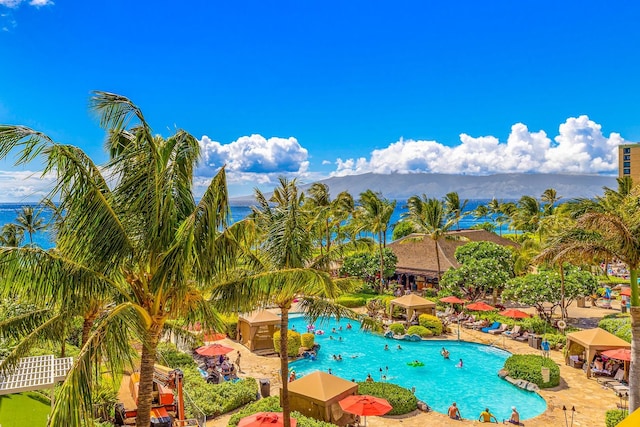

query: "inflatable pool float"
left=315, top=330, right=325, bottom=335
left=407, top=361, right=425, bottom=367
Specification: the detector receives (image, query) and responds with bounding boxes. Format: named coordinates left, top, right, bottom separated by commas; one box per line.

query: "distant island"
left=230, top=172, right=617, bottom=204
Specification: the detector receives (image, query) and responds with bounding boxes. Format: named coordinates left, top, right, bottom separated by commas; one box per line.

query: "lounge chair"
left=481, top=321, right=501, bottom=333
left=599, top=369, right=626, bottom=388
left=503, top=325, right=521, bottom=338
left=514, top=331, right=530, bottom=342
left=488, top=323, right=509, bottom=335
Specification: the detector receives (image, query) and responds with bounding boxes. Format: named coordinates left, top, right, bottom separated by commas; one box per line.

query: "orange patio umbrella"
left=339, top=395, right=393, bottom=426
left=465, top=301, right=496, bottom=311
left=238, top=412, right=296, bottom=427
left=203, top=332, right=227, bottom=342
left=499, top=309, right=531, bottom=319
left=601, top=348, right=631, bottom=361
left=620, top=288, right=631, bottom=297
left=195, top=343, right=233, bottom=357
left=440, top=296, right=467, bottom=304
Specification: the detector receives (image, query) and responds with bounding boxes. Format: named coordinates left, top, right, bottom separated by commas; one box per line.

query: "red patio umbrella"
left=620, top=288, right=631, bottom=297
left=339, top=395, right=393, bottom=426
left=499, top=309, right=531, bottom=319
left=601, top=348, right=631, bottom=361
left=195, top=343, right=233, bottom=357
left=465, top=301, right=496, bottom=311
left=440, top=296, right=467, bottom=304
left=238, top=412, right=296, bottom=427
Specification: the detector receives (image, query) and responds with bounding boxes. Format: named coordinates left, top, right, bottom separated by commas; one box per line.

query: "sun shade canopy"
left=0, top=355, right=73, bottom=395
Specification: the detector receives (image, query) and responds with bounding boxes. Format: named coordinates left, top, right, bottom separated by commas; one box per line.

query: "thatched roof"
left=388, top=229, right=519, bottom=276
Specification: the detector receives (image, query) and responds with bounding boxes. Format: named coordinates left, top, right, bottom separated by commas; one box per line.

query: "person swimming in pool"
left=397, top=344, right=402, bottom=350
left=384, top=344, right=389, bottom=351
left=456, top=358, right=463, bottom=368
left=441, top=347, right=450, bottom=359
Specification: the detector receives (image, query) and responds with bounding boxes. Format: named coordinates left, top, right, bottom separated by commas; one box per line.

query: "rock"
left=417, top=401, right=430, bottom=412
left=498, top=369, right=509, bottom=378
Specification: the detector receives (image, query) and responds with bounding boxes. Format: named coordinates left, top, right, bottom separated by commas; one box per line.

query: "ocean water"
left=0, top=199, right=508, bottom=249
left=289, top=316, right=547, bottom=421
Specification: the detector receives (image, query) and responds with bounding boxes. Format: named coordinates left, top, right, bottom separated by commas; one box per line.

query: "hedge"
left=418, top=314, right=443, bottom=335
left=599, top=317, right=631, bottom=343
left=389, top=323, right=406, bottom=335
left=503, top=354, right=560, bottom=388
left=182, top=367, right=258, bottom=418
left=157, top=342, right=197, bottom=369
left=273, top=330, right=302, bottom=357
left=301, top=332, right=315, bottom=349
left=336, top=295, right=367, bottom=308
left=356, top=381, right=417, bottom=415
left=605, top=409, right=628, bottom=427
left=227, top=396, right=335, bottom=427
left=406, top=325, right=432, bottom=337
left=541, top=333, right=566, bottom=349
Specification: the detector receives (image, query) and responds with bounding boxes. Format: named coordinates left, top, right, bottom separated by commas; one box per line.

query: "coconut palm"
left=211, top=178, right=357, bottom=427
left=0, top=92, right=240, bottom=427
left=541, top=187, right=640, bottom=411
left=403, top=195, right=456, bottom=282
left=0, top=223, right=24, bottom=247
left=444, top=191, right=468, bottom=231
left=15, top=205, right=46, bottom=245
left=356, top=190, right=396, bottom=292
left=540, top=188, right=561, bottom=216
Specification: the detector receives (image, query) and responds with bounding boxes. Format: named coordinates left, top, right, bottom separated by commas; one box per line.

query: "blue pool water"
left=288, top=316, right=546, bottom=421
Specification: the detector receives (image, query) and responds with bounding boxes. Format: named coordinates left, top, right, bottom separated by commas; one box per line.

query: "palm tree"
left=0, top=92, right=240, bottom=427
left=0, top=223, right=24, bottom=247
left=403, top=195, right=456, bottom=282
left=212, top=178, right=356, bottom=427
left=356, top=190, right=396, bottom=293
left=542, top=187, right=640, bottom=411
left=444, top=191, right=468, bottom=231
left=15, top=205, right=45, bottom=245
left=540, top=188, right=562, bottom=216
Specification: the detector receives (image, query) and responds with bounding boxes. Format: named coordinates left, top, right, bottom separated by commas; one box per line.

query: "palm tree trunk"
left=135, top=324, right=162, bottom=427
left=280, top=307, right=291, bottom=427
left=434, top=239, right=442, bottom=283
left=559, top=264, right=566, bottom=321
left=378, top=232, right=385, bottom=294
left=81, top=314, right=97, bottom=347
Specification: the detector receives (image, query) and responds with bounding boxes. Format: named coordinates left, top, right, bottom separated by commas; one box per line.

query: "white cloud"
left=332, top=115, right=624, bottom=177
left=29, top=0, right=53, bottom=6
left=196, top=134, right=310, bottom=187
left=0, top=170, right=55, bottom=202
left=0, top=0, right=52, bottom=7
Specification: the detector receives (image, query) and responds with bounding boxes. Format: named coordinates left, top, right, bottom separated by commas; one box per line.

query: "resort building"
left=619, top=143, right=640, bottom=182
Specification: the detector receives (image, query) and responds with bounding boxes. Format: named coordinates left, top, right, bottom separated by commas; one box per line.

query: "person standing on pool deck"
left=448, top=402, right=462, bottom=420
left=541, top=338, right=550, bottom=358
left=478, top=408, right=497, bottom=423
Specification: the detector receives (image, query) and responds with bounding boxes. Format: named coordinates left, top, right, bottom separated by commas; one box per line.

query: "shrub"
left=301, top=333, right=315, bottom=349
left=157, top=342, right=197, bottom=369
left=418, top=314, right=443, bottom=335
left=273, top=330, right=301, bottom=357
left=541, top=333, right=566, bottom=349
left=227, top=396, right=334, bottom=427
left=220, top=313, right=239, bottom=340
left=182, top=368, right=258, bottom=418
left=422, top=288, right=438, bottom=297
left=406, top=325, right=432, bottom=337
left=503, top=354, right=560, bottom=388
left=605, top=409, right=628, bottom=427
left=356, top=381, right=417, bottom=415
left=520, top=316, right=550, bottom=334
left=336, top=295, right=367, bottom=308
left=389, top=323, right=406, bottom=335
left=599, top=317, right=631, bottom=343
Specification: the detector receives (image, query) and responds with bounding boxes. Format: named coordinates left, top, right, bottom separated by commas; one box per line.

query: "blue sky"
left=1, top=1, right=639, bottom=200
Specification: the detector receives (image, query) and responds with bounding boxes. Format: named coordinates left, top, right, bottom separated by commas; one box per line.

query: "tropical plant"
left=0, top=223, right=24, bottom=247
left=391, top=220, right=416, bottom=240
left=0, top=91, right=242, bottom=427
left=418, top=313, right=443, bottom=335
left=356, top=381, right=418, bottom=415
left=503, top=354, right=559, bottom=388
left=15, top=205, right=46, bottom=245
left=338, top=249, right=397, bottom=286
left=444, top=191, right=468, bottom=231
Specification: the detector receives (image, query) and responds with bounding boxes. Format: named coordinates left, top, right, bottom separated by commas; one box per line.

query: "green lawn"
left=0, top=393, right=50, bottom=427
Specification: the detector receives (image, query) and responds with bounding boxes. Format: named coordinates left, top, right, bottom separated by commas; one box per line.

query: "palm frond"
left=0, top=125, right=53, bottom=165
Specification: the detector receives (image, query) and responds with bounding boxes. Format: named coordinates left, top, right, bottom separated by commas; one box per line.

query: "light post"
left=562, top=406, right=576, bottom=427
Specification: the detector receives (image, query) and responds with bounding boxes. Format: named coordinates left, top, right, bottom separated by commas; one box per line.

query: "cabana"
left=237, top=310, right=281, bottom=351
left=286, top=371, right=358, bottom=426
left=389, top=293, right=436, bottom=320
left=565, top=328, right=631, bottom=377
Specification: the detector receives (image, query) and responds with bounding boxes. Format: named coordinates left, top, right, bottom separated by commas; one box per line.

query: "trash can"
left=576, top=296, right=585, bottom=308
left=529, top=334, right=541, bottom=349
left=259, top=378, right=270, bottom=398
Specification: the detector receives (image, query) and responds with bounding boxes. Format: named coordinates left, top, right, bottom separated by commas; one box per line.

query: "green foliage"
left=389, top=322, right=406, bottom=335
left=454, top=241, right=515, bottom=274
left=599, top=317, right=631, bottom=343
left=605, top=409, right=628, bottom=427
left=157, top=342, right=197, bottom=369
left=406, top=325, right=432, bottom=337
left=339, top=249, right=398, bottom=282
left=273, top=330, right=302, bottom=356
left=503, top=355, right=560, bottom=388
left=300, top=333, right=315, bottom=348
left=519, top=316, right=552, bottom=334
left=182, top=367, right=258, bottom=418
left=422, top=287, right=438, bottom=298
left=418, top=314, right=443, bottom=335
left=227, top=396, right=335, bottom=427
left=356, top=381, right=417, bottom=415
left=541, top=333, right=566, bottom=349
left=392, top=220, right=417, bottom=240
left=336, top=295, right=367, bottom=308
left=440, top=258, right=511, bottom=301
left=220, top=313, right=239, bottom=340
left=470, top=222, right=496, bottom=232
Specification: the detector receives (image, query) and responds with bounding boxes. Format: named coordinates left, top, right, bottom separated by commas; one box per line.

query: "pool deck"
left=210, top=301, right=627, bottom=427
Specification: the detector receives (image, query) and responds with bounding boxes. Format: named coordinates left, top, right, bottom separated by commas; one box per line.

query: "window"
left=624, top=155, right=631, bottom=161
left=624, top=147, right=631, bottom=154
left=624, top=168, right=631, bottom=175
left=624, top=161, right=631, bottom=168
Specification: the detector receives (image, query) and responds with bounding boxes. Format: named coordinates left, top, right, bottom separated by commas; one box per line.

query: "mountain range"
left=230, top=173, right=618, bottom=204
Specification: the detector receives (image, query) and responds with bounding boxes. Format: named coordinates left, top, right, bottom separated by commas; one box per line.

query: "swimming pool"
left=288, top=316, right=546, bottom=421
